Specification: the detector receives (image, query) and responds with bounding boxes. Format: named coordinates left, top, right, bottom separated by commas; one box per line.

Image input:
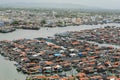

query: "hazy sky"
left=0, top=0, right=120, bottom=9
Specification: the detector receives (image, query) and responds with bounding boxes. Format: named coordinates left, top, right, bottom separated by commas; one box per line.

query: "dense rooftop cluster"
left=0, top=8, right=120, bottom=33
left=1, top=27, right=120, bottom=80
left=68, top=26, right=120, bottom=45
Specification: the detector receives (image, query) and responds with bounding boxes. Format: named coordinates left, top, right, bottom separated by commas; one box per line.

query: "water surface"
left=0, top=23, right=119, bottom=80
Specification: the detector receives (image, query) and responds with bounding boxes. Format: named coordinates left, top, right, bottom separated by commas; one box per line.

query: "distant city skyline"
left=0, top=0, right=120, bottom=9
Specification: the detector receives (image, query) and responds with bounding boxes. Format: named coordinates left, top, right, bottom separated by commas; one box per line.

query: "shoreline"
left=0, top=23, right=118, bottom=33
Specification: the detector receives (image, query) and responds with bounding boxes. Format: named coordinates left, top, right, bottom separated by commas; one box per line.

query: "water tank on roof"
left=78, top=52, right=83, bottom=57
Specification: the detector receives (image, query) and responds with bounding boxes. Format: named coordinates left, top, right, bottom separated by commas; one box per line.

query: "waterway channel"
left=0, top=23, right=120, bottom=80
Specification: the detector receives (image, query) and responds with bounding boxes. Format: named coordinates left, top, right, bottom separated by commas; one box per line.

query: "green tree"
left=40, top=19, right=46, bottom=26
left=11, top=20, right=19, bottom=25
